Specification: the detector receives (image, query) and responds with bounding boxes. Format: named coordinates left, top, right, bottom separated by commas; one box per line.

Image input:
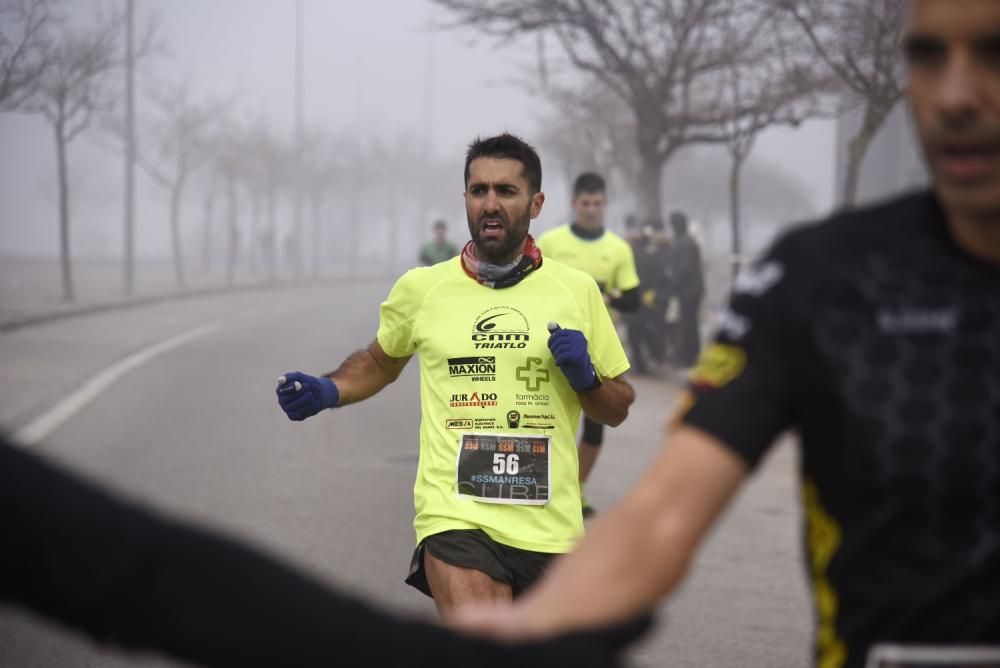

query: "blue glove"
left=276, top=371, right=340, bottom=421
left=547, top=323, right=599, bottom=392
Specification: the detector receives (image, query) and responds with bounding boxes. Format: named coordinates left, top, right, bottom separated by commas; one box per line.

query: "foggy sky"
left=0, top=0, right=835, bottom=259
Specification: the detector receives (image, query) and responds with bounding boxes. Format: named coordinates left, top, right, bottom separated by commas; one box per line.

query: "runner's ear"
left=530, top=191, right=545, bottom=219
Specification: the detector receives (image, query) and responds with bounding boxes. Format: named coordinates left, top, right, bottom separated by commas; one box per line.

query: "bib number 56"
left=492, top=453, right=519, bottom=475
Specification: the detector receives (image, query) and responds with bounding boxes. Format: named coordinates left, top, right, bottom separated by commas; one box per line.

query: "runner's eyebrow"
left=903, top=34, right=945, bottom=63
left=972, top=33, right=1000, bottom=60
left=467, top=180, right=519, bottom=192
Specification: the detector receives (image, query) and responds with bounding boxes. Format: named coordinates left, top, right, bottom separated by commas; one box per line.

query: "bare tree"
left=777, top=0, right=905, bottom=207
left=708, top=1, right=832, bottom=278
left=132, top=80, right=226, bottom=289
left=0, top=0, right=56, bottom=111
left=208, top=127, right=245, bottom=286
left=672, top=144, right=813, bottom=209
left=198, top=168, right=219, bottom=274
left=434, top=0, right=759, bottom=220
left=119, top=1, right=164, bottom=295
left=241, top=119, right=288, bottom=282
left=535, top=79, right=642, bottom=210
left=26, top=8, right=120, bottom=301
left=298, top=130, right=344, bottom=278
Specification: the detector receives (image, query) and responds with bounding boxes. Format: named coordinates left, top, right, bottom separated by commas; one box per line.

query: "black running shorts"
left=405, top=529, right=556, bottom=598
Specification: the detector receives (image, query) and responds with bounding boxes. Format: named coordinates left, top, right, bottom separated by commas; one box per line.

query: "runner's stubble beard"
left=468, top=205, right=532, bottom=265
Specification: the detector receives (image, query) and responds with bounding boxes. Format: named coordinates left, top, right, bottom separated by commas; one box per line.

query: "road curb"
left=0, top=274, right=389, bottom=334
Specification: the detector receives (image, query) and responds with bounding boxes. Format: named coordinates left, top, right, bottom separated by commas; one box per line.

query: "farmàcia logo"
left=472, top=307, right=530, bottom=349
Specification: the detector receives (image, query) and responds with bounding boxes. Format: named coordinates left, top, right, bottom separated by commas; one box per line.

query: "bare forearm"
left=579, top=376, right=634, bottom=426
left=518, top=465, right=687, bottom=633
left=328, top=344, right=408, bottom=406
left=516, top=428, right=746, bottom=635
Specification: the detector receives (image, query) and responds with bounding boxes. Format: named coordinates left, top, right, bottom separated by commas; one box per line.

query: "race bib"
left=456, top=433, right=550, bottom=505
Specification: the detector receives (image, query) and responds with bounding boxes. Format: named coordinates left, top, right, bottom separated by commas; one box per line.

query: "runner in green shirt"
left=419, top=219, right=460, bottom=265
left=276, top=133, right=635, bottom=618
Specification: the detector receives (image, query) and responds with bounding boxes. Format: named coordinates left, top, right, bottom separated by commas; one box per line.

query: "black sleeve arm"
left=0, top=439, right=645, bottom=668
left=680, top=234, right=802, bottom=468
left=609, top=287, right=641, bottom=313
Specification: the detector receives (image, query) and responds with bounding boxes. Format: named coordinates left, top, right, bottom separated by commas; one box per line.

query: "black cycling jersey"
left=0, top=438, right=644, bottom=667
left=682, top=191, right=1000, bottom=668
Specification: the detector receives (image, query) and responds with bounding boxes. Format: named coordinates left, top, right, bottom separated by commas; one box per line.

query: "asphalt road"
left=0, top=279, right=812, bottom=667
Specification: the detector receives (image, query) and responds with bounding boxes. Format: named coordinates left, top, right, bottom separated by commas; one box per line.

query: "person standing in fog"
left=668, top=211, right=704, bottom=368
left=419, top=219, right=460, bottom=266
left=627, top=219, right=671, bottom=376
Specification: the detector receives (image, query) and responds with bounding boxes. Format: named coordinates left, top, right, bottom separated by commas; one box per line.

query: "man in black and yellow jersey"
left=537, top=173, right=641, bottom=517
left=452, top=2, right=1000, bottom=665
left=275, top=133, right=635, bottom=618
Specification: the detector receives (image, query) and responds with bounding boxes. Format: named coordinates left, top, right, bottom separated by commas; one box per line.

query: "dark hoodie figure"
left=668, top=211, right=704, bottom=367
left=626, top=219, right=672, bottom=375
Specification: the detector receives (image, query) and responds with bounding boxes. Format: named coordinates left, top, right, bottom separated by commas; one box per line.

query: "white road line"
left=11, top=321, right=224, bottom=447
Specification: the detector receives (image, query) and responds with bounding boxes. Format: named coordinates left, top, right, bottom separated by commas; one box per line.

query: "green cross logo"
left=516, top=357, right=550, bottom=392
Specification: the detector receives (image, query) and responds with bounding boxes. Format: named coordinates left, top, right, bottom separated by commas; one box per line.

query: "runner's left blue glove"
left=547, top=323, right=599, bottom=392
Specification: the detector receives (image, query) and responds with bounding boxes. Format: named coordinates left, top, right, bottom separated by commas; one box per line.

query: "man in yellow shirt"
left=275, top=134, right=634, bottom=618
left=537, top=173, right=641, bottom=517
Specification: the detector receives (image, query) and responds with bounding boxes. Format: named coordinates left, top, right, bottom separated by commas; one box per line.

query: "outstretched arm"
left=277, top=340, right=411, bottom=420
left=0, top=438, right=640, bottom=668
left=328, top=339, right=411, bottom=406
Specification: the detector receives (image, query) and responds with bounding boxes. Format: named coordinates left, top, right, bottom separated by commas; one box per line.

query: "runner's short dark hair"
left=573, top=172, right=606, bottom=197
left=432, top=219, right=447, bottom=230
left=464, top=133, right=542, bottom=194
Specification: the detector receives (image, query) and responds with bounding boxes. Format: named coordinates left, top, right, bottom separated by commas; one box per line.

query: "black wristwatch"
left=581, top=372, right=602, bottom=393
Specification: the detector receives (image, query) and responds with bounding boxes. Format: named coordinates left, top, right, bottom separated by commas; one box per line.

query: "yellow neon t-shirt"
left=376, top=256, right=630, bottom=553
left=536, top=225, right=640, bottom=295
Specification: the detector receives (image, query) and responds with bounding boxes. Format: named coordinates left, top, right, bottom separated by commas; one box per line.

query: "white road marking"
left=11, top=321, right=224, bottom=447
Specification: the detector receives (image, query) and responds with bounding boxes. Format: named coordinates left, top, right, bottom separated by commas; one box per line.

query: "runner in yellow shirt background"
left=536, top=173, right=641, bottom=518
left=275, top=134, right=635, bottom=618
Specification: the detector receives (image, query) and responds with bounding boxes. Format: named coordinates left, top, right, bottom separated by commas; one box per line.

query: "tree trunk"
left=387, top=185, right=398, bottom=277
left=311, top=191, right=322, bottom=279
left=636, top=146, right=664, bottom=223
left=728, top=154, right=744, bottom=284
left=55, top=121, right=74, bottom=302
left=266, top=184, right=277, bottom=282
left=267, top=186, right=281, bottom=283
left=249, top=190, right=261, bottom=276
left=348, top=177, right=360, bottom=279
left=123, top=0, right=135, bottom=297
left=842, top=102, right=893, bottom=208
left=201, top=186, right=215, bottom=275
left=292, top=182, right=303, bottom=280
left=225, top=172, right=238, bottom=286
left=169, top=176, right=186, bottom=289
